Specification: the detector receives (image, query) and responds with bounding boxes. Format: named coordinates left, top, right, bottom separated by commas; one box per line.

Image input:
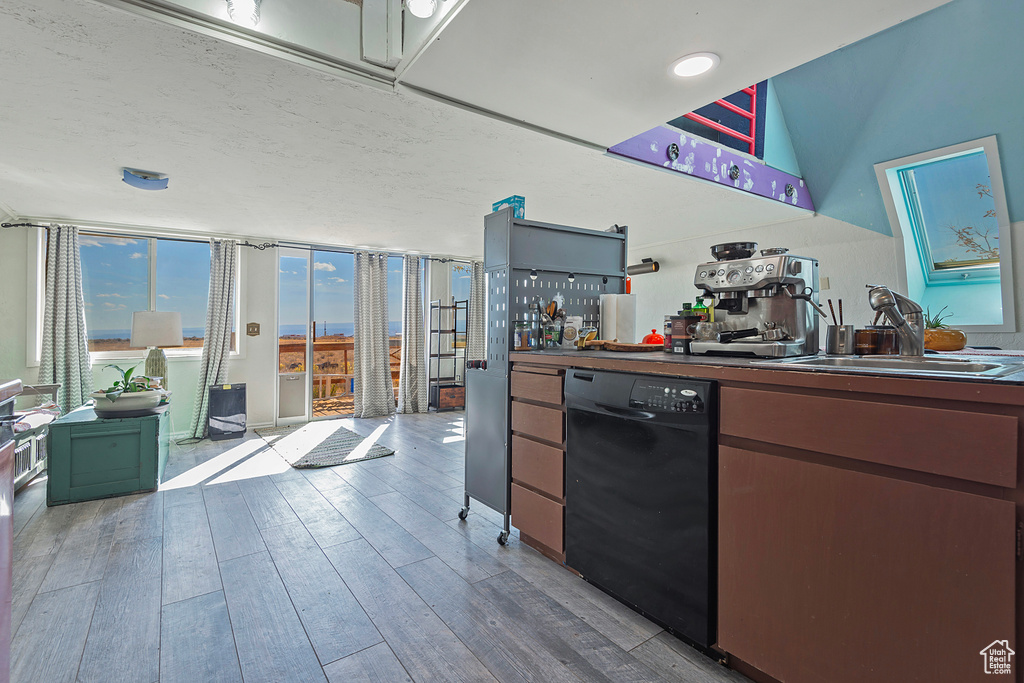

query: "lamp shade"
left=130, top=311, right=184, bottom=348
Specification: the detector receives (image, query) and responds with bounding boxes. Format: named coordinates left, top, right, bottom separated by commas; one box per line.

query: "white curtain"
left=354, top=251, right=395, bottom=418
left=188, top=239, right=238, bottom=439
left=466, top=260, right=487, bottom=362
left=397, top=255, right=427, bottom=413
left=38, top=225, right=93, bottom=414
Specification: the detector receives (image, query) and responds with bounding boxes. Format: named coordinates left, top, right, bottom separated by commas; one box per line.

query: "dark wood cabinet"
left=719, top=445, right=1016, bottom=683
left=509, top=365, right=565, bottom=558
left=508, top=351, right=1024, bottom=683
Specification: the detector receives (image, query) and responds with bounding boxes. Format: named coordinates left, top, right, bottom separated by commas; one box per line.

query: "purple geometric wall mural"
left=607, top=125, right=815, bottom=212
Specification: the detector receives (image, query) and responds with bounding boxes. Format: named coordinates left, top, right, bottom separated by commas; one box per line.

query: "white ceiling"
left=401, top=0, right=952, bottom=147
left=0, top=0, right=949, bottom=258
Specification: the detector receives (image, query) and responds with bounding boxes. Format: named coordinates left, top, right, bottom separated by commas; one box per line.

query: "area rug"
left=255, top=422, right=394, bottom=468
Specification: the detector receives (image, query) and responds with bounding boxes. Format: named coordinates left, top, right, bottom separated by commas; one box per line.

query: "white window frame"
left=874, top=136, right=1016, bottom=333
left=28, top=228, right=246, bottom=365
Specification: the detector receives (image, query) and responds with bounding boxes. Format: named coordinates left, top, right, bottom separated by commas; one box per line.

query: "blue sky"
left=79, top=235, right=211, bottom=333
left=81, top=238, right=416, bottom=337
left=911, top=151, right=998, bottom=264
left=280, top=251, right=405, bottom=333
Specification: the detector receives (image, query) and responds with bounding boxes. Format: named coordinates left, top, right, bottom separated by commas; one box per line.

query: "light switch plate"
left=246, top=322, right=260, bottom=336
left=820, top=276, right=830, bottom=290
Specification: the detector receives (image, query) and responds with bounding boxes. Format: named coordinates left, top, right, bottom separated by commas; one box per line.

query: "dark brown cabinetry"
left=509, top=364, right=565, bottom=558
left=508, top=351, right=1024, bottom=683
left=719, top=445, right=1015, bottom=683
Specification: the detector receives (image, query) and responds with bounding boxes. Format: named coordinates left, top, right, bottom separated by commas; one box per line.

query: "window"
left=79, top=233, right=238, bottom=355
left=875, top=136, right=1015, bottom=332
left=896, top=151, right=999, bottom=283
left=451, top=262, right=472, bottom=347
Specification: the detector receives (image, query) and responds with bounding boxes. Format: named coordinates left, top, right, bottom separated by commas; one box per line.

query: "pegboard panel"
left=487, top=267, right=509, bottom=367
left=508, top=269, right=615, bottom=325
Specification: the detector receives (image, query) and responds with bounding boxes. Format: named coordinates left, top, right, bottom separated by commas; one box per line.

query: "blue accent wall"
left=762, top=80, right=801, bottom=177
left=771, top=0, right=1024, bottom=235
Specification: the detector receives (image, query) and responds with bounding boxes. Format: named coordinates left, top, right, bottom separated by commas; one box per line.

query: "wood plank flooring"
left=9, top=411, right=747, bottom=683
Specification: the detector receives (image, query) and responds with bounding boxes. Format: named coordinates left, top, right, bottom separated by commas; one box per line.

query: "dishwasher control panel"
left=629, top=379, right=706, bottom=413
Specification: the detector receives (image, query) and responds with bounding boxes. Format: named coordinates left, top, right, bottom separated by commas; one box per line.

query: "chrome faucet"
left=866, top=284, right=924, bottom=356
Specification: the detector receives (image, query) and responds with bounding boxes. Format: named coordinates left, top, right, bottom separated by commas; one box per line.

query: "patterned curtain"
left=397, top=255, right=427, bottom=413
left=38, top=225, right=93, bottom=414
left=466, top=260, right=487, bottom=362
left=354, top=251, right=395, bottom=418
left=188, top=239, right=238, bottom=439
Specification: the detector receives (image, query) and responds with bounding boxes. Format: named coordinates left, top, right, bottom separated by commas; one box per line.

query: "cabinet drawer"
left=511, top=483, right=563, bottom=552
left=720, top=387, right=1017, bottom=487
left=512, top=401, right=564, bottom=444
left=511, top=371, right=564, bottom=405
left=512, top=435, right=563, bottom=499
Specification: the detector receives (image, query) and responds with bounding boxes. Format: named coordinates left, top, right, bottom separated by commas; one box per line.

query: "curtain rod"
left=1, top=222, right=47, bottom=229
left=277, top=241, right=476, bottom=263
left=13, top=216, right=479, bottom=262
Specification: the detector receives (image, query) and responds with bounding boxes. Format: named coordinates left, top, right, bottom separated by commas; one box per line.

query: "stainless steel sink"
left=757, top=354, right=1024, bottom=378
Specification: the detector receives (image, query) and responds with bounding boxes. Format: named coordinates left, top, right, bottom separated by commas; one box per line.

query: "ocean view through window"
left=79, top=233, right=237, bottom=353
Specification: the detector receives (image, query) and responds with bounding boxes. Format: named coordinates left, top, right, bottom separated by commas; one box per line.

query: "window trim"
left=874, top=135, right=1016, bottom=333
left=29, top=228, right=246, bottom=365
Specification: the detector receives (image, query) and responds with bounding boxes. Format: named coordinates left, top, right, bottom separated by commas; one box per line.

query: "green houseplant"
left=90, top=364, right=163, bottom=416
left=923, top=306, right=967, bottom=351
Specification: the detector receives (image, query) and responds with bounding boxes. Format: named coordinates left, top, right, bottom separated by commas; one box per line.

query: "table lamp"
left=130, top=311, right=184, bottom=389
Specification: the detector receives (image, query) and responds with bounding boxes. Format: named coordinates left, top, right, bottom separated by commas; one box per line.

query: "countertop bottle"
left=692, top=298, right=710, bottom=322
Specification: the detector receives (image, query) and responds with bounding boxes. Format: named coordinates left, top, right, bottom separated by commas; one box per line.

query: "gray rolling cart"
left=459, top=207, right=627, bottom=544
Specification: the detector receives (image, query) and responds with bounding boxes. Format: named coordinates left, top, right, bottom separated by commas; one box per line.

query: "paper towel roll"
left=599, top=294, right=637, bottom=343
left=600, top=294, right=617, bottom=341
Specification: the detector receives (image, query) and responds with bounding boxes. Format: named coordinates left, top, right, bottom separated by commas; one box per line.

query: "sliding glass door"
left=310, top=250, right=356, bottom=417
left=278, top=248, right=406, bottom=424
left=277, top=248, right=311, bottom=424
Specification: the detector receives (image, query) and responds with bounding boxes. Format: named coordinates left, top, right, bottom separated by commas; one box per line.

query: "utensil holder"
left=825, top=325, right=856, bottom=355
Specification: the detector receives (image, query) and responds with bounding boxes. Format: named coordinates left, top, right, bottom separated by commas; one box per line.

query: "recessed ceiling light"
left=226, top=0, right=261, bottom=28
left=406, top=0, right=438, bottom=19
left=670, top=52, right=720, bottom=78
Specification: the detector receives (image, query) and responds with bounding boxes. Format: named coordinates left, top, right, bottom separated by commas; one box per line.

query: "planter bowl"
left=924, top=328, right=967, bottom=352
left=90, top=390, right=163, bottom=417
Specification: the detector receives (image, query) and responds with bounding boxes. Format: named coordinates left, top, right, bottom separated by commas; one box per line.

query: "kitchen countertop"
left=510, top=348, right=1024, bottom=384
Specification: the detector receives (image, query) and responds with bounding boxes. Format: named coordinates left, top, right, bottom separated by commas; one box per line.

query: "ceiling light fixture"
left=122, top=169, right=169, bottom=191
left=226, top=0, right=261, bottom=28
left=406, top=0, right=438, bottom=19
left=670, top=52, right=720, bottom=78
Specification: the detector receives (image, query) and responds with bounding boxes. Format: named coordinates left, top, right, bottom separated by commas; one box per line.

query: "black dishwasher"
left=565, top=368, right=716, bottom=649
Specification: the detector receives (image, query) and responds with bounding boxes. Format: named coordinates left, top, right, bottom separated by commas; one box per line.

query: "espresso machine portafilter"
left=690, top=243, right=820, bottom=358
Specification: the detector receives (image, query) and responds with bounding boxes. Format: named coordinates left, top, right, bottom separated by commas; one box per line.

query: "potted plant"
left=923, top=306, right=967, bottom=352
left=89, top=364, right=164, bottom=416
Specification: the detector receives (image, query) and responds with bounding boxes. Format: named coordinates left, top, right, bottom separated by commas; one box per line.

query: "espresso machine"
left=690, top=242, right=820, bottom=357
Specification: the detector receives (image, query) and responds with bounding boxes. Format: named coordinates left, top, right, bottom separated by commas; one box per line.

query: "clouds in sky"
left=96, top=293, right=127, bottom=298
left=329, top=277, right=348, bottom=284
left=102, top=302, right=127, bottom=310
left=79, top=236, right=138, bottom=248
left=314, top=262, right=336, bottom=271
left=129, top=252, right=146, bottom=259
left=158, top=294, right=170, bottom=299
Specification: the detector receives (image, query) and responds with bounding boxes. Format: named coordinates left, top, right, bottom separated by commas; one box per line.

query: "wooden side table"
left=47, top=405, right=169, bottom=506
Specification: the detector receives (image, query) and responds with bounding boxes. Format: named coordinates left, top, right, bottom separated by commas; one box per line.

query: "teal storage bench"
left=46, top=404, right=169, bottom=506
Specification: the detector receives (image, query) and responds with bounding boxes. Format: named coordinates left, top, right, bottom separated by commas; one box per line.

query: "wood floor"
left=9, top=411, right=749, bottom=683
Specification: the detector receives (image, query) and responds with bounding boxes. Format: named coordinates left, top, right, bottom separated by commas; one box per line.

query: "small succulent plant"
left=924, top=306, right=953, bottom=330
